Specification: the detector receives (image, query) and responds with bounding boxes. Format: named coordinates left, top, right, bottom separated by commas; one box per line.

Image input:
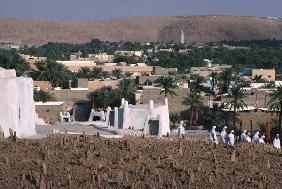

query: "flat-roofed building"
left=88, top=53, right=114, bottom=62
left=56, top=60, right=153, bottom=75
left=252, top=69, right=275, bottom=81
left=241, top=68, right=276, bottom=81
left=191, top=64, right=231, bottom=78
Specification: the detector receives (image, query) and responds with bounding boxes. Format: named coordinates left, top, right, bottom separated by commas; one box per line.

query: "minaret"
left=180, top=30, right=185, bottom=44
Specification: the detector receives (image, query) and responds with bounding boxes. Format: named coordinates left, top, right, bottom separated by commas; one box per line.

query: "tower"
left=180, top=30, right=185, bottom=44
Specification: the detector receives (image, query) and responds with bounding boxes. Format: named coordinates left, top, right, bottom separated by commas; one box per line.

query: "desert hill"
left=0, top=16, right=282, bottom=45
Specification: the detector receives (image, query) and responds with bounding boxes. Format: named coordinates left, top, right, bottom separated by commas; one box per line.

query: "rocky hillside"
left=0, top=16, right=282, bottom=45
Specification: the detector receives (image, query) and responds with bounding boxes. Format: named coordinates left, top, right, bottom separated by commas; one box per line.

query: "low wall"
left=50, top=90, right=89, bottom=102
left=36, top=104, right=66, bottom=124
left=33, top=81, right=52, bottom=90
left=225, top=110, right=279, bottom=131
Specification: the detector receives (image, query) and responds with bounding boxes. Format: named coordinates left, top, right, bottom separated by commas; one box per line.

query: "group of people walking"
left=209, top=126, right=281, bottom=149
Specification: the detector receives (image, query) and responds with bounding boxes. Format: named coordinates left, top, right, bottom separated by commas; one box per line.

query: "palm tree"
left=87, top=87, right=119, bottom=110
left=112, top=68, right=123, bottom=79
left=170, top=113, right=180, bottom=129
left=90, top=67, right=103, bottom=79
left=208, top=72, right=218, bottom=94
left=190, top=74, right=204, bottom=92
left=252, top=74, right=266, bottom=83
left=225, top=86, right=247, bottom=128
left=33, top=89, right=55, bottom=103
left=268, top=85, right=282, bottom=135
left=218, top=68, right=233, bottom=94
left=183, top=90, right=203, bottom=130
left=76, top=67, right=91, bottom=78
left=158, top=76, right=177, bottom=98
left=118, top=79, right=136, bottom=104
left=34, top=60, right=72, bottom=87
left=124, top=72, right=133, bottom=78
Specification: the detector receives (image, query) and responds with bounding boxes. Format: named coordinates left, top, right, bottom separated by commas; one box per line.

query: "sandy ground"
left=0, top=134, right=282, bottom=188
left=33, top=124, right=119, bottom=139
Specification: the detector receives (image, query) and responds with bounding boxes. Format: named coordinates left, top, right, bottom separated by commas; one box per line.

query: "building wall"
left=153, top=66, right=177, bottom=75
left=252, top=69, right=275, bottom=81
left=221, top=92, right=270, bottom=108
left=136, top=75, right=162, bottom=85
left=87, top=80, right=120, bottom=90
left=50, top=90, right=89, bottom=102
left=57, top=61, right=153, bottom=74
left=89, top=54, right=114, bottom=62
left=225, top=110, right=278, bottom=131
left=77, top=79, right=88, bottom=88
left=0, top=68, right=36, bottom=137
left=33, top=81, right=52, bottom=90
left=35, top=104, right=65, bottom=124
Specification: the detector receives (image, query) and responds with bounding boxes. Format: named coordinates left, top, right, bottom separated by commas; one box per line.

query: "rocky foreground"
left=0, top=134, right=282, bottom=188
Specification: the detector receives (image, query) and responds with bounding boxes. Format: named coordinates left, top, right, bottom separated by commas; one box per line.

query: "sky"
left=0, top=0, right=281, bottom=21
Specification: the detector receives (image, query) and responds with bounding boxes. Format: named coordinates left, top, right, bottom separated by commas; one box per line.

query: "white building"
left=0, top=67, right=36, bottom=138
left=89, top=98, right=170, bottom=136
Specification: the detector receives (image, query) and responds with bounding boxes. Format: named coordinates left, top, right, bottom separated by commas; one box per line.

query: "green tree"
left=208, top=72, right=218, bottom=94
left=225, top=86, right=247, bottom=128
left=124, top=72, right=133, bottom=78
left=87, top=87, right=120, bottom=110
left=76, top=67, right=91, bottom=78
left=90, top=67, right=104, bottom=79
left=0, top=49, right=30, bottom=76
left=252, top=74, right=266, bottom=83
left=34, top=60, right=72, bottom=87
left=264, top=82, right=275, bottom=88
left=218, top=68, right=233, bottom=94
left=33, top=89, right=55, bottom=103
left=170, top=113, right=180, bottom=130
left=268, top=85, right=282, bottom=135
left=112, top=68, right=123, bottom=79
left=118, top=79, right=136, bottom=104
left=158, top=76, right=177, bottom=98
left=190, top=74, right=205, bottom=92
left=183, top=90, right=203, bottom=130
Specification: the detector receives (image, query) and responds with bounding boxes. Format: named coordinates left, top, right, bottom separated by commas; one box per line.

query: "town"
left=1, top=4, right=282, bottom=187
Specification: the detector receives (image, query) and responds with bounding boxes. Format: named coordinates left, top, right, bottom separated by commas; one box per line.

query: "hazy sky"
left=0, top=0, right=281, bottom=20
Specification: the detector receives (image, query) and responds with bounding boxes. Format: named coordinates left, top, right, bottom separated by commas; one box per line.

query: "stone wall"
left=225, top=110, right=279, bottom=131
left=35, top=104, right=66, bottom=124
left=221, top=92, right=270, bottom=108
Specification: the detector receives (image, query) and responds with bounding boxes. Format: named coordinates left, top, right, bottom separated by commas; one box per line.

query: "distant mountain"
left=0, top=16, right=282, bottom=45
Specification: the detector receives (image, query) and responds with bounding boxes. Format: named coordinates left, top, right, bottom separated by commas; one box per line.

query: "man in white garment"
left=240, top=130, right=247, bottom=142
left=246, top=132, right=251, bottom=142
left=273, top=134, right=281, bottom=149
left=228, top=130, right=235, bottom=145
left=177, top=121, right=185, bottom=137
left=209, top=126, right=218, bottom=144
left=259, top=135, right=265, bottom=144
left=252, top=131, right=260, bottom=143
left=220, top=126, right=228, bottom=144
